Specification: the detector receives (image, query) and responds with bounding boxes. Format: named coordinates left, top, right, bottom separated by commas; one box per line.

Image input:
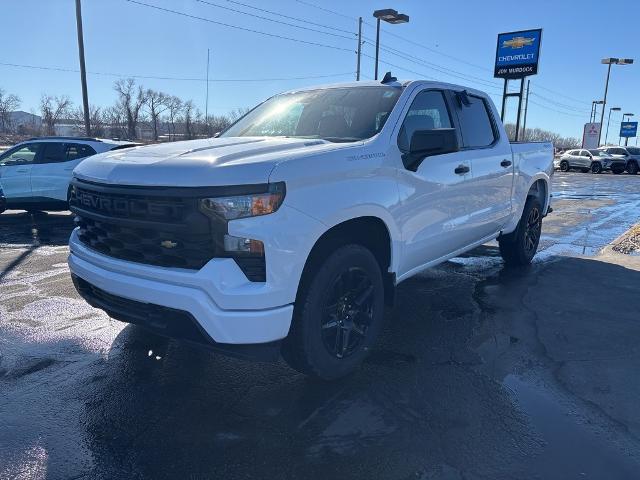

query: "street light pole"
left=75, top=0, right=91, bottom=137
left=374, top=17, right=380, bottom=80
left=356, top=17, right=362, bottom=81
left=373, top=9, right=409, bottom=81
left=605, top=107, right=620, bottom=146
left=598, top=57, right=634, bottom=146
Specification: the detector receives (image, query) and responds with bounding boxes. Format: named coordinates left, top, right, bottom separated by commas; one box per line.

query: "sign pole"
left=500, top=79, right=508, bottom=121
left=514, top=77, right=525, bottom=141
left=522, top=79, right=530, bottom=140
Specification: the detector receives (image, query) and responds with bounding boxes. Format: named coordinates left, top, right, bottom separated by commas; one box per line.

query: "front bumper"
left=69, top=230, right=294, bottom=346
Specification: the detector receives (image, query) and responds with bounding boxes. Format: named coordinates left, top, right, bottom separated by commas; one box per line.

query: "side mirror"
left=405, top=128, right=459, bottom=171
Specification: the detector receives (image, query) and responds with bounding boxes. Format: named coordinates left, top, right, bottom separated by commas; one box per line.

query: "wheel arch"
left=297, top=216, right=397, bottom=306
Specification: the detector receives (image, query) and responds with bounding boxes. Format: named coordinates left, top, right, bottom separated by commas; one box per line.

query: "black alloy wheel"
left=321, top=266, right=374, bottom=359
left=523, top=204, right=541, bottom=258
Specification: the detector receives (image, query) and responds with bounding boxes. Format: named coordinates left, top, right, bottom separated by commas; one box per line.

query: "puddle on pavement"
left=504, top=374, right=638, bottom=479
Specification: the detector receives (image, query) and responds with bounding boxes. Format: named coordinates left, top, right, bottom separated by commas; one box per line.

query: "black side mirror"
left=404, top=128, right=459, bottom=171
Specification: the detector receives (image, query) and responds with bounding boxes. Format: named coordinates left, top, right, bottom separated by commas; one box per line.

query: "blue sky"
left=2, top=0, right=639, bottom=140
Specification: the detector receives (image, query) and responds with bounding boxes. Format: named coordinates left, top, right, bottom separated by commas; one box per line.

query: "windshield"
left=221, top=86, right=403, bottom=142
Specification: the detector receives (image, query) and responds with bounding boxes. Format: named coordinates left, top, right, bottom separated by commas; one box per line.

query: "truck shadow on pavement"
left=65, top=253, right=640, bottom=479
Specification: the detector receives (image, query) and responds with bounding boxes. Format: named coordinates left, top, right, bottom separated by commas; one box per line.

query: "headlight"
left=200, top=182, right=285, bottom=220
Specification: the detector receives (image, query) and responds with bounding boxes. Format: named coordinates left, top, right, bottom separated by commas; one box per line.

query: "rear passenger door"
left=449, top=90, right=513, bottom=239
left=31, top=142, right=96, bottom=202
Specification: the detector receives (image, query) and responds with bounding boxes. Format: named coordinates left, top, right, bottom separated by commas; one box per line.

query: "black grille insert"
left=70, top=181, right=218, bottom=269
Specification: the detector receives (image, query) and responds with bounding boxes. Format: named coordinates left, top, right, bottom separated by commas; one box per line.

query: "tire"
left=498, top=197, right=542, bottom=267
left=627, top=161, right=639, bottom=175
left=591, top=162, right=602, bottom=174
left=282, top=244, right=385, bottom=380
left=559, top=160, right=570, bottom=172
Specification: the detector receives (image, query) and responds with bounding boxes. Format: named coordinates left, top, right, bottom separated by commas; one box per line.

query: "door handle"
left=500, top=159, right=512, bottom=168
left=454, top=165, right=470, bottom=175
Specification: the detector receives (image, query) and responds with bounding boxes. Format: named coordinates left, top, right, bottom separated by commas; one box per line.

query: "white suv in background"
left=0, top=137, right=136, bottom=213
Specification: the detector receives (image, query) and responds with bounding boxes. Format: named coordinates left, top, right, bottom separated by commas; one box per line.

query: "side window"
left=40, top=143, right=67, bottom=163
left=0, top=144, right=40, bottom=166
left=397, top=90, right=452, bottom=152
left=614, top=148, right=627, bottom=156
left=581, top=150, right=590, bottom=157
left=66, top=143, right=96, bottom=160
left=456, top=95, right=497, bottom=148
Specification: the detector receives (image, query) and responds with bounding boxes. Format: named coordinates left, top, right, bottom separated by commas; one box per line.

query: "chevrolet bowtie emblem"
left=503, top=36, right=535, bottom=49
left=160, top=240, right=178, bottom=249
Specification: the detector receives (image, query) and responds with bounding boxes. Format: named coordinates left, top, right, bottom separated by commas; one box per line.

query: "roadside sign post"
left=582, top=123, right=602, bottom=149
left=620, top=122, right=638, bottom=146
left=495, top=29, right=542, bottom=141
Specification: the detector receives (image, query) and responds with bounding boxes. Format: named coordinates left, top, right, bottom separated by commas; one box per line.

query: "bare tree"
left=165, top=96, right=183, bottom=140
left=145, top=89, right=170, bottom=141
left=0, top=89, right=21, bottom=133
left=114, top=78, right=147, bottom=140
left=103, top=105, right=128, bottom=139
left=183, top=100, right=195, bottom=140
left=71, top=104, right=105, bottom=137
left=40, top=94, right=72, bottom=136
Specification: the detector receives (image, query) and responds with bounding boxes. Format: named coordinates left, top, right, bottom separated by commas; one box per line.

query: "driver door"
left=0, top=143, right=42, bottom=200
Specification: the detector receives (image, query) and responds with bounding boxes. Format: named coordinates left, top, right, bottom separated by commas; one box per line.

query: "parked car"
left=598, top=146, right=640, bottom=175
left=68, top=78, right=554, bottom=379
left=556, top=149, right=621, bottom=173
left=0, top=137, right=137, bottom=212
left=0, top=183, right=6, bottom=214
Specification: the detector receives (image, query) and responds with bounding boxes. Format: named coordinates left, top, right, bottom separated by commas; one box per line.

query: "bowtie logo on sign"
left=502, top=36, right=535, bottom=49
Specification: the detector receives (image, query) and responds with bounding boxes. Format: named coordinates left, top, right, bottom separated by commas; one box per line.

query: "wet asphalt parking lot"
left=1, top=171, right=640, bottom=479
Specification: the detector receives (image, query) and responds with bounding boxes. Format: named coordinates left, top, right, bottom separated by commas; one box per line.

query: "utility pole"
left=356, top=17, right=362, bottom=81
left=205, top=48, right=210, bottom=135
left=75, top=0, right=91, bottom=137
left=522, top=79, right=530, bottom=141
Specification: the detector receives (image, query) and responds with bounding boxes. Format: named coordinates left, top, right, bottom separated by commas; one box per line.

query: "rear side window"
left=66, top=143, right=96, bottom=160
left=456, top=95, right=497, bottom=148
left=41, top=143, right=67, bottom=163
left=397, top=90, right=452, bottom=152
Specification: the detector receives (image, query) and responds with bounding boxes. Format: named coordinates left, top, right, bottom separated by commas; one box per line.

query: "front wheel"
left=498, top=197, right=542, bottom=267
left=559, top=160, right=570, bottom=172
left=591, top=162, right=602, bottom=174
left=627, top=161, right=639, bottom=175
left=282, top=244, right=385, bottom=380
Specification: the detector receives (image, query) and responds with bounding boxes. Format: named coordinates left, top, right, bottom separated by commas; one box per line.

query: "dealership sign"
left=620, top=122, right=638, bottom=138
left=582, top=123, right=601, bottom=149
left=494, top=29, right=542, bottom=79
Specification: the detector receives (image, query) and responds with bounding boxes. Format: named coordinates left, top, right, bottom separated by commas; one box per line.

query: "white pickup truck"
left=68, top=78, right=553, bottom=379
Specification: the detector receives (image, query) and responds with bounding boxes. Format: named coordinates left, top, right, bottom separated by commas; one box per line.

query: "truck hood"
left=73, top=136, right=349, bottom=187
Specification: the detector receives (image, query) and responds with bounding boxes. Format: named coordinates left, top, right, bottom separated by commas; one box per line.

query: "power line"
left=125, top=0, right=353, bottom=52
left=292, top=0, right=355, bottom=22
left=196, top=0, right=355, bottom=40
left=223, top=0, right=355, bottom=35
left=298, top=0, right=595, bottom=110
left=0, top=61, right=354, bottom=83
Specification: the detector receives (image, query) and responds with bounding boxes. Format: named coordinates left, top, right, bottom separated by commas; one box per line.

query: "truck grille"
left=70, top=181, right=218, bottom=270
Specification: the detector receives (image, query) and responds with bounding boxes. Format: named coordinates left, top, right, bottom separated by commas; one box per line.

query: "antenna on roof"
left=381, top=72, right=397, bottom=84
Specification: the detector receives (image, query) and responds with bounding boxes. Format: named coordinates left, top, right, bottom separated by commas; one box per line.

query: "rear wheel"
left=627, top=161, right=639, bottom=175
left=559, top=160, right=570, bottom=172
left=591, top=162, right=602, bottom=174
left=282, top=244, right=385, bottom=380
left=499, top=197, right=542, bottom=267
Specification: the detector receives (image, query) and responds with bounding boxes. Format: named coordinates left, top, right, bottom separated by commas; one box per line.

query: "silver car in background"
left=557, top=148, right=625, bottom=174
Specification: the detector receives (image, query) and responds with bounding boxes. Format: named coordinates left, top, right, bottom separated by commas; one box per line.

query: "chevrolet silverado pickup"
left=68, top=78, right=553, bottom=379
